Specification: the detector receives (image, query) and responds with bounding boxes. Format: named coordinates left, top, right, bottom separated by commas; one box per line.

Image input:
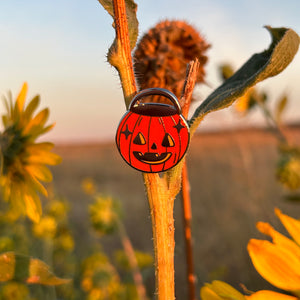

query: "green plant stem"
left=256, top=99, right=288, bottom=144
left=118, top=219, right=148, bottom=300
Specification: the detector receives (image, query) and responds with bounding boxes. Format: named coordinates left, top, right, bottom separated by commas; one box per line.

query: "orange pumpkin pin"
left=115, top=88, right=190, bottom=173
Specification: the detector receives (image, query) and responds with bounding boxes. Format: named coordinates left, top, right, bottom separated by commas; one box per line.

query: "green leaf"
left=275, top=95, right=288, bottom=123
left=189, top=26, right=300, bottom=135
left=98, top=0, right=138, bottom=50
left=0, top=252, right=70, bottom=285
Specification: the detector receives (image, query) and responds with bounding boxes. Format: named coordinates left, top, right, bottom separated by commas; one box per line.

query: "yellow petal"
left=247, top=239, right=300, bottom=292
left=206, top=280, right=245, bottom=300
left=200, top=286, right=224, bottom=300
left=246, top=290, right=298, bottom=300
left=25, top=164, right=53, bottom=182
left=24, top=193, right=42, bottom=223
left=275, top=208, right=300, bottom=246
left=39, top=123, right=56, bottom=136
left=235, top=88, right=254, bottom=114
left=26, top=143, right=62, bottom=166
left=256, top=221, right=300, bottom=260
left=27, top=151, right=62, bottom=166
left=16, top=82, right=28, bottom=113
left=27, top=142, right=54, bottom=152
left=23, top=108, right=49, bottom=135
left=25, top=173, right=48, bottom=197
left=8, top=183, right=26, bottom=216
left=24, top=95, right=40, bottom=121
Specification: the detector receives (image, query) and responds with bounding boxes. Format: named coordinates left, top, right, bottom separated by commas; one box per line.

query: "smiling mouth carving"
left=133, top=151, right=172, bottom=164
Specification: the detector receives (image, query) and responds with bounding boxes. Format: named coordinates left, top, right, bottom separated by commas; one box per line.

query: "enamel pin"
left=115, top=88, right=190, bottom=173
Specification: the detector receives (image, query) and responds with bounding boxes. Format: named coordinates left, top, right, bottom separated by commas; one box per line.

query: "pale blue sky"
left=0, top=1, right=299, bottom=142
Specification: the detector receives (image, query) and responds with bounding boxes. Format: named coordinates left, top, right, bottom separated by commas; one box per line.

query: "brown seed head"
left=133, top=20, right=210, bottom=104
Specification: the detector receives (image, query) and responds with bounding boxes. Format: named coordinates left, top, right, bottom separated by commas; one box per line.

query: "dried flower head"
left=133, top=20, right=210, bottom=102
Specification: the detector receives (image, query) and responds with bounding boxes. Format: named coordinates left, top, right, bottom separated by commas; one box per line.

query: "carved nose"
left=151, top=143, right=157, bottom=150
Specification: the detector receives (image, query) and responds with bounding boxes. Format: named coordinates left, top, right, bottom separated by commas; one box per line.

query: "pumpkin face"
left=116, top=103, right=189, bottom=173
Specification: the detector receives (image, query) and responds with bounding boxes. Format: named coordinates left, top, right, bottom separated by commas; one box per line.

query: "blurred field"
left=52, top=125, right=300, bottom=298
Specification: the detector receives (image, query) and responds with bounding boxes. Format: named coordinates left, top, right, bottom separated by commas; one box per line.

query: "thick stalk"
left=111, top=1, right=176, bottom=298
left=143, top=173, right=175, bottom=300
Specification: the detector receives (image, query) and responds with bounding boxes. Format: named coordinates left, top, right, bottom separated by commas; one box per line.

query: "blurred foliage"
left=114, top=250, right=153, bottom=271
left=81, top=177, right=97, bottom=196
left=219, top=62, right=300, bottom=194
left=0, top=252, right=70, bottom=285
left=89, top=196, right=122, bottom=236
left=82, top=178, right=153, bottom=299
left=0, top=194, right=74, bottom=298
left=0, top=282, right=32, bottom=300
left=277, top=145, right=300, bottom=190
left=81, top=252, right=126, bottom=300
left=32, top=216, right=57, bottom=240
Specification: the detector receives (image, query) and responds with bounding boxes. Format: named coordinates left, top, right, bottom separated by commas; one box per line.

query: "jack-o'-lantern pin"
left=115, top=88, right=190, bottom=173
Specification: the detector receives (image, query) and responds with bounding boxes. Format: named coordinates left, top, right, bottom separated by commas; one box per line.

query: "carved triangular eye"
left=162, top=133, right=175, bottom=147
left=133, top=132, right=146, bottom=145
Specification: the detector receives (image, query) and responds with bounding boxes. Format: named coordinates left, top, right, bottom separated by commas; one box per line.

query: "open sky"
left=0, top=0, right=299, bottom=143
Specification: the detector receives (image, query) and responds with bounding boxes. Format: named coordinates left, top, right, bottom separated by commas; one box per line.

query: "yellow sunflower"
left=0, top=82, right=61, bottom=222
left=200, top=208, right=300, bottom=300
left=247, top=208, right=300, bottom=298
left=200, top=280, right=298, bottom=300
